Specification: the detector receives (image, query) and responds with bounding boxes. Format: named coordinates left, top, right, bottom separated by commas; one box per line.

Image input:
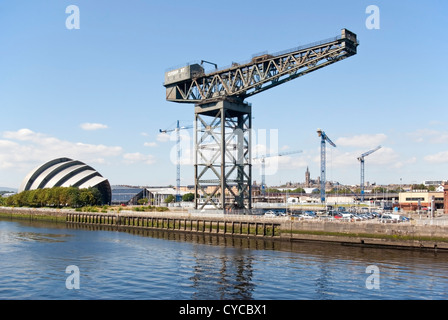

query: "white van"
left=342, top=213, right=353, bottom=220
left=389, top=214, right=402, bottom=221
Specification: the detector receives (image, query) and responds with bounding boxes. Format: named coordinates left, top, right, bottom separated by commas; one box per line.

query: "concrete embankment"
left=1, top=206, right=448, bottom=251
left=281, top=218, right=448, bottom=251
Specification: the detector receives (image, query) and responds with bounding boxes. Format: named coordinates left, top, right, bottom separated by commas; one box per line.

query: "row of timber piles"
left=66, top=212, right=280, bottom=238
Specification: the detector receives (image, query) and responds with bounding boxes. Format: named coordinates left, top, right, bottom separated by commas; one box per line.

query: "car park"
left=264, top=210, right=278, bottom=217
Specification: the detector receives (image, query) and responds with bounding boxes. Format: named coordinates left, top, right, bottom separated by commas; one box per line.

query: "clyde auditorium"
left=19, top=157, right=112, bottom=204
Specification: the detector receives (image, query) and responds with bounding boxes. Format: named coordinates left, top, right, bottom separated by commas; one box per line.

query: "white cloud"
left=123, top=152, right=155, bottom=165
left=157, top=132, right=171, bottom=142
left=409, top=129, right=448, bottom=144
left=0, top=129, right=122, bottom=171
left=336, top=134, right=387, bottom=148
left=320, top=147, right=399, bottom=169
left=144, top=142, right=158, bottom=147
left=80, top=123, right=108, bottom=131
left=424, top=151, right=448, bottom=164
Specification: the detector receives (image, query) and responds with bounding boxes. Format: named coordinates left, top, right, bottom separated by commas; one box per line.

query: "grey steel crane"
left=317, top=128, right=336, bottom=203
left=358, top=145, right=382, bottom=202
left=164, top=29, right=358, bottom=210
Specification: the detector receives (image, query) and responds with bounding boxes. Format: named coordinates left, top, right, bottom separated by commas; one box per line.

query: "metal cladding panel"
left=28, top=161, right=71, bottom=190
left=60, top=169, right=98, bottom=188
left=19, top=157, right=72, bottom=192
left=78, top=176, right=108, bottom=190
left=44, top=165, right=91, bottom=189
left=164, top=64, right=204, bottom=86
left=32, top=162, right=84, bottom=190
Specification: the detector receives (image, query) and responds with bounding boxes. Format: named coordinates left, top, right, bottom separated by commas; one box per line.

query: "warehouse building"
left=398, top=190, right=444, bottom=212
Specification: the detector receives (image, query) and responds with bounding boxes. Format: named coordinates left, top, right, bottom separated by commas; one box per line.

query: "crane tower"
left=317, top=129, right=336, bottom=203
left=159, top=121, right=193, bottom=203
left=164, top=29, right=358, bottom=210
left=253, top=150, right=303, bottom=194
left=358, top=145, right=382, bottom=202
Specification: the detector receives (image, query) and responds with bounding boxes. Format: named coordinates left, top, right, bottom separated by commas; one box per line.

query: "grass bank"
left=280, top=228, right=448, bottom=243
left=0, top=210, right=66, bottom=223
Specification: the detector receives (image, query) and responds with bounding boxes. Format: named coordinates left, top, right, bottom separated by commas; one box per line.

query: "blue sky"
left=1, top=0, right=447, bottom=189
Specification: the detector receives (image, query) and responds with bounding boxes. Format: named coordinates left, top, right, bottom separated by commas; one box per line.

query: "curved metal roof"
left=18, top=158, right=111, bottom=204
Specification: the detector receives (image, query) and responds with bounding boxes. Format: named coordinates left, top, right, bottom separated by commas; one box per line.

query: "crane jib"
left=164, top=28, right=358, bottom=104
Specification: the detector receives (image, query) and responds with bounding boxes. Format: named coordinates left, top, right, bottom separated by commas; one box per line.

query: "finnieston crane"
left=164, top=29, right=358, bottom=210
left=358, top=145, right=382, bottom=202
left=159, top=120, right=193, bottom=202
left=253, top=150, right=303, bottom=194
left=317, top=129, right=336, bottom=203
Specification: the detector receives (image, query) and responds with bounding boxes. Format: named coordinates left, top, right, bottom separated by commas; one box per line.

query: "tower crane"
left=159, top=120, right=193, bottom=202
left=317, top=128, right=336, bottom=203
left=357, top=145, right=382, bottom=202
left=164, top=29, right=358, bottom=210
left=253, top=150, right=303, bottom=194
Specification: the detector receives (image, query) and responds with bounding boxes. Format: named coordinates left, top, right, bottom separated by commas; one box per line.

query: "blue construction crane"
left=357, top=145, right=381, bottom=202
left=317, top=128, right=336, bottom=203
left=159, top=120, right=193, bottom=202
left=253, top=150, right=303, bottom=194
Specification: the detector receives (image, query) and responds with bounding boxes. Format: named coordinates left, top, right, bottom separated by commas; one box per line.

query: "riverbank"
left=1, top=206, right=448, bottom=251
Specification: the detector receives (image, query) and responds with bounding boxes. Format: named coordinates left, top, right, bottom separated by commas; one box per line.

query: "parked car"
left=301, top=211, right=317, bottom=218
left=380, top=215, right=395, bottom=223
left=264, top=210, right=278, bottom=217
left=341, top=213, right=353, bottom=220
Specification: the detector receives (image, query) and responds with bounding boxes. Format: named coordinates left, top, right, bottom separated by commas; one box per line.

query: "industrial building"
left=398, top=190, right=444, bottom=212
left=19, top=157, right=112, bottom=204
left=111, top=186, right=146, bottom=206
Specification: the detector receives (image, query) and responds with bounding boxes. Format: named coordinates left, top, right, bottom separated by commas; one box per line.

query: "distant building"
left=444, top=185, right=448, bottom=214
left=423, top=180, right=446, bottom=186
left=304, top=167, right=320, bottom=188
left=111, top=186, right=145, bottom=205
left=398, top=190, right=444, bottom=212
left=19, top=157, right=112, bottom=205
left=146, top=187, right=185, bottom=206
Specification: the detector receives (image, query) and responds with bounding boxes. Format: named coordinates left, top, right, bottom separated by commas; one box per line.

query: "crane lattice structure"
left=358, top=145, right=382, bottom=202
left=253, top=150, right=303, bottom=194
left=159, top=120, right=193, bottom=202
left=164, top=29, right=358, bottom=210
left=317, top=128, right=336, bottom=203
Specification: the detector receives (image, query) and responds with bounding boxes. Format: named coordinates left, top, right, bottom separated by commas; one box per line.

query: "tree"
left=182, top=193, right=195, bottom=202
left=138, top=198, right=149, bottom=205
left=66, top=187, right=80, bottom=207
left=164, top=195, right=175, bottom=204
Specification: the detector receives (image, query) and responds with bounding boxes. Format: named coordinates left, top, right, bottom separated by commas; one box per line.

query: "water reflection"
left=190, top=250, right=255, bottom=300
left=1, top=218, right=448, bottom=300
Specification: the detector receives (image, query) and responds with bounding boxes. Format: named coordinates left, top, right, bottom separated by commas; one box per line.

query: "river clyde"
left=1, top=217, right=447, bottom=301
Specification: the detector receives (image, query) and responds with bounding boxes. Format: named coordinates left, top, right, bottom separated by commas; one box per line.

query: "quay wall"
left=1, top=207, right=448, bottom=250
left=281, top=219, right=448, bottom=250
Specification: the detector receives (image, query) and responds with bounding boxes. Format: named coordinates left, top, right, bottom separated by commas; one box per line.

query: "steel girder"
left=194, top=100, right=252, bottom=210
left=165, top=29, right=358, bottom=104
